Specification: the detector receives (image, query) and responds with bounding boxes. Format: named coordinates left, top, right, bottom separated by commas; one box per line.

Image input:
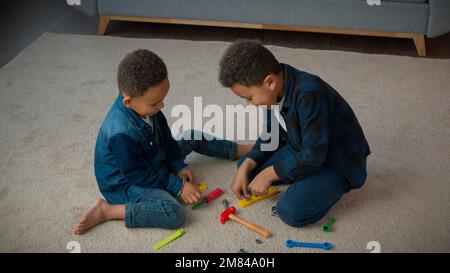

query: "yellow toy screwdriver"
left=152, top=229, right=184, bottom=250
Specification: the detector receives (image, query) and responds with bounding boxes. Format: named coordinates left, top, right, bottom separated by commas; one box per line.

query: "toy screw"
left=223, top=199, right=229, bottom=209
left=322, top=217, right=336, bottom=232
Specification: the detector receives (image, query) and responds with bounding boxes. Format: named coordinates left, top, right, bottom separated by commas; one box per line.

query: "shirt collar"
left=280, top=63, right=296, bottom=109
left=278, top=96, right=285, bottom=107
left=115, top=93, right=148, bottom=130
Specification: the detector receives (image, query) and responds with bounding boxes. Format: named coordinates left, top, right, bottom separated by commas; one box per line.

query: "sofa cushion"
left=98, top=0, right=429, bottom=35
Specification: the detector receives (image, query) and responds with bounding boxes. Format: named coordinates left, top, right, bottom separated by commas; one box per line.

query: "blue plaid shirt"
left=247, top=64, right=370, bottom=189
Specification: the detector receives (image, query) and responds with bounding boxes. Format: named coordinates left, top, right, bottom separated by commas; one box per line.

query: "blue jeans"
left=125, top=130, right=237, bottom=229
left=238, top=144, right=350, bottom=227
left=176, top=129, right=237, bottom=160
left=125, top=188, right=185, bottom=229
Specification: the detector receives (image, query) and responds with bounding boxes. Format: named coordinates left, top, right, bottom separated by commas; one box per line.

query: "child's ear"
left=263, top=74, right=276, bottom=91
left=122, top=95, right=131, bottom=108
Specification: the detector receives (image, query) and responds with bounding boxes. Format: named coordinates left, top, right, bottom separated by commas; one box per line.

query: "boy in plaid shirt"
left=219, top=40, right=370, bottom=227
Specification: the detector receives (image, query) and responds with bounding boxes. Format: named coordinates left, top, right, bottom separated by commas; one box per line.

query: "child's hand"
left=248, top=166, right=279, bottom=195
left=180, top=181, right=201, bottom=204
left=231, top=169, right=250, bottom=200
left=231, top=158, right=257, bottom=199
left=178, top=167, right=196, bottom=184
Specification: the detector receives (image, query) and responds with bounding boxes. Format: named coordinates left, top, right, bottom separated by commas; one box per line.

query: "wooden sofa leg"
left=412, top=34, right=426, bottom=57
left=98, top=15, right=110, bottom=35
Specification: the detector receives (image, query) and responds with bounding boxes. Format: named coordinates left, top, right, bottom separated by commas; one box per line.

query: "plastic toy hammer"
left=220, top=206, right=272, bottom=238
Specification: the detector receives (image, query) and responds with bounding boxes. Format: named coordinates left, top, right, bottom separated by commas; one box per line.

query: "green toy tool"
left=322, top=217, right=336, bottom=232
left=152, top=229, right=184, bottom=250
left=192, top=187, right=223, bottom=210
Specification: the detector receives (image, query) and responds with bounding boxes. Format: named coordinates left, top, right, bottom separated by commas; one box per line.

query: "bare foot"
left=74, top=199, right=110, bottom=235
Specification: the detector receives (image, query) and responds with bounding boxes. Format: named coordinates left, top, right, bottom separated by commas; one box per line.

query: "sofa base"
left=97, top=15, right=426, bottom=57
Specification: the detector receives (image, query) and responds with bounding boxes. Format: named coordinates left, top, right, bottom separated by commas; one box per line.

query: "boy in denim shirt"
left=74, top=49, right=250, bottom=234
left=219, top=40, right=370, bottom=227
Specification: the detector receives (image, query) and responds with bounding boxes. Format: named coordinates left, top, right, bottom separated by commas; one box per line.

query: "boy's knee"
left=176, top=129, right=202, bottom=141
left=276, top=198, right=323, bottom=228
left=164, top=202, right=185, bottom=229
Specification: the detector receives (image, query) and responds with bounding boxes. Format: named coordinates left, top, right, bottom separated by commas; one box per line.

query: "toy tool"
left=237, top=186, right=279, bottom=208
left=192, top=187, right=223, bottom=210
left=271, top=206, right=278, bottom=217
left=285, top=240, right=333, bottom=251
left=220, top=206, right=272, bottom=238
left=223, top=199, right=229, bottom=209
left=322, top=217, right=336, bottom=232
left=197, top=181, right=208, bottom=193
left=152, top=229, right=184, bottom=250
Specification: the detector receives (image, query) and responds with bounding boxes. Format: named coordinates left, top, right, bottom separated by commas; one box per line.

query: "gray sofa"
left=76, top=0, right=450, bottom=56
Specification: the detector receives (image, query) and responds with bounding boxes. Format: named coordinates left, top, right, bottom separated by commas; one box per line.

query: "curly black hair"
left=219, top=39, right=282, bottom=88
left=117, top=49, right=167, bottom=97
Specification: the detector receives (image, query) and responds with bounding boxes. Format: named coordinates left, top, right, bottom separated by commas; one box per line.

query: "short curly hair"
left=117, top=49, right=167, bottom=97
left=219, top=40, right=282, bottom=88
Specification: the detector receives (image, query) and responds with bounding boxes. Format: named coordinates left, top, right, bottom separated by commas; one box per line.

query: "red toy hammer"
left=220, top=206, right=272, bottom=238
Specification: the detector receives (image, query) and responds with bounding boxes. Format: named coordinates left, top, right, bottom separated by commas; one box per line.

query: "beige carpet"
left=0, top=32, right=449, bottom=253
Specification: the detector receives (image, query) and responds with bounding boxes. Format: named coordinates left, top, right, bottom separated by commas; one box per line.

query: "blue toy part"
left=285, top=240, right=333, bottom=251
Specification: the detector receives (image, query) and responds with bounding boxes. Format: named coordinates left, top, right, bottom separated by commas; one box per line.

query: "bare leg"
left=74, top=199, right=125, bottom=235
left=236, top=144, right=253, bottom=159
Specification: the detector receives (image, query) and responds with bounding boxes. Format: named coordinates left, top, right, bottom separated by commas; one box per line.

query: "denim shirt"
left=247, top=64, right=371, bottom=189
left=94, top=94, right=187, bottom=204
